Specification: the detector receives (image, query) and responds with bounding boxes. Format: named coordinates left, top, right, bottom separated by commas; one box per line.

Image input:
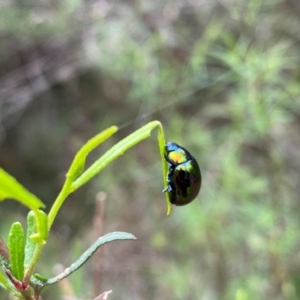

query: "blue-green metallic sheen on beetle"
left=163, top=142, right=201, bottom=206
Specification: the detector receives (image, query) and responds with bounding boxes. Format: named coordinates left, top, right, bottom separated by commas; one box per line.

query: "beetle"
left=163, top=142, right=201, bottom=206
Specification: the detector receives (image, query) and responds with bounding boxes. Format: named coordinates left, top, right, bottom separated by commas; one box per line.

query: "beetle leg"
left=162, top=183, right=173, bottom=193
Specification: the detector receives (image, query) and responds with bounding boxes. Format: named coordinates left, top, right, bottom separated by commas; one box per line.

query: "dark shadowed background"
left=1, top=0, right=300, bottom=299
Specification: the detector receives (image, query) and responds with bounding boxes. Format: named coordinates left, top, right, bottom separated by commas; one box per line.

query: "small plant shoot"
left=0, top=121, right=201, bottom=300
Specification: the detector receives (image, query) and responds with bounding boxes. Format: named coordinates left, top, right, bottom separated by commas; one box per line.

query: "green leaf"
left=0, top=255, right=10, bottom=271
left=0, top=237, right=10, bottom=271
left=8, top=223, right=25, bottom=281
left=156, top=122, right=171, bottom=215
left=44, top=232, right=136, bottom=286
left=0, top=168, right=45, bottom=210
left=0, top=268, right=22, bottom=298
left=47, top=120, right=171, bottom=232
left=47, top=126, right=118, bottom=230
left=23, top=210, right=48, bottom=286
left=72, top=120, right=171, bottom=215
left=73, top=121, right=165, bottom=189
left=67, top=126, right=118, bottom=181
left=0, top=271, right=11, bottom=292
left=24, top=211, right=37, bottom=270
left=30, top=274, right=46, bottom=288
left=29, top=210, right=48, bottom=244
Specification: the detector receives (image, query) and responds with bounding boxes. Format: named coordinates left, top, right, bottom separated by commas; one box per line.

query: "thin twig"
left=92, top=192, right=106, bottom=297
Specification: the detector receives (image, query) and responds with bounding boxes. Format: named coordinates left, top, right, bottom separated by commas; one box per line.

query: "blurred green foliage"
left=1, top=0, right=300, bottom=299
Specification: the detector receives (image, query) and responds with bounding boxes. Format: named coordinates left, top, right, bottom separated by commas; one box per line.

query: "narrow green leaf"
left=30, top=274, right=46, bottom=288
left=24, top=211, right=37, bottom=270
left=44, top=231, right=136, bottom=286
left=72, top=120, right=172, bottom=215
left=23, top=210, right=48, bottom=287
left=0, top=271, right=11, bottom=291
left=67, top=126, right=118, bottom=181
left=29, top=210, right=48, bottom=244
left=0, top=270, right=22, bottom=298
left=0, top=168, right=45, bottom=210
left=156, top=122, right=171, bottom=215
left=8, top=223, right=25, bottom=281
left=32, top=273, right=47, bottom=283
left=47, top=126, right=118, bottom=231
left=0, top=255, right=10, bottom=271
left=73, top=121, right=162, bottom=191
left=0, top=238, right=10, bottom=271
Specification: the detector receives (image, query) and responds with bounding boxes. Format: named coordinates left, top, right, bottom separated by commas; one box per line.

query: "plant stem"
left=47, top=178, right=73, bottom=231
left=23, top=242, right=44, bottom=287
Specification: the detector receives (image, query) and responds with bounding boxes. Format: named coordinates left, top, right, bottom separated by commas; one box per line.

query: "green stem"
left=23, top=241, right=44, bottom=287
left=43, top=232, right=136, bottom=286
left=156, top=122, right=171, bottom=215
left=0, top=277, right=22, bottom=299
left=47, top=178, right=72, bottom=231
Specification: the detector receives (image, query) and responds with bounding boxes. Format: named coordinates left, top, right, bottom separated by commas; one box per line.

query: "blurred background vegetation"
left=1, top=0, right=300, bottom=299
